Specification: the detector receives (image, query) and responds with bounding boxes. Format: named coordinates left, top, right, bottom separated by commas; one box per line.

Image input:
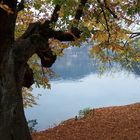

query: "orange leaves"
left=107, top=43, right=124, bottom=52
left=92, top=26, right=130, bottom=44
left=91, top=26, right=131, bottom=64
left=93, top=43, right=123, bottom=54
left=30, top=63, right=40, bottom=71
left=41, top=76, right=49, bottom=84
left=92, top=31, right=109, bottom=42
left=91, top=42, right=124, bottom=56
left=112, top=29, right=130, bottom=41
left=90, top=41, right=127, bottom=65
left=90, top=44, right=102, bottom=55
left=41, top=76, right=51, bottom=89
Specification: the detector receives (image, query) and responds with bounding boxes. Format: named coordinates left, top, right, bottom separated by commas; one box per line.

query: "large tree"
left=0, top=0, right=140, bottom=140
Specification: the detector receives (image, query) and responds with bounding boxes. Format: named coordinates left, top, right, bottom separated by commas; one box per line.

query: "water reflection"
left=51, top=44, right=140, bottom=80
left=51, top=44, right=97, bottom=80
left=25, top=45, right=140, bottom=131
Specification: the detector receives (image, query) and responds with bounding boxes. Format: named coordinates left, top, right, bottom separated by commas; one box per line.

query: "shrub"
left=78, top=107, right=91, bottom=119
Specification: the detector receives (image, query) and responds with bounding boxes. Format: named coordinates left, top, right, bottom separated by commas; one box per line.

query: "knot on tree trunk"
left=22, top=64, right=34, bottom=88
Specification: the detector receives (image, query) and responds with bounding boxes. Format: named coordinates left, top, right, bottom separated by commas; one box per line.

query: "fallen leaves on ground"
left=32, top=103, right=140, bottom=140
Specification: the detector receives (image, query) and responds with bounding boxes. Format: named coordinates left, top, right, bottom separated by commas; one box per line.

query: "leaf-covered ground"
left=32, top=103, right=140, bottom=140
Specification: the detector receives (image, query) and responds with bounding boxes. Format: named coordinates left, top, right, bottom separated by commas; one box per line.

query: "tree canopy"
left=7, top=0, right=138, bottom=106
left=0, top=0, right=140, bottom=140
left=1, top=0, right=140, bottom=107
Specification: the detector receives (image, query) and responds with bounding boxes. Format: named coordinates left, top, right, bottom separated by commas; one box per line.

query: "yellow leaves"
left=49, top=39, right=68, bottom=56
left=123, top=46, right=140, bottom=63
left=107, top=43, right=124, bottom=52
left=90, top=44, right=111, bottom=63
left=41, top=77, right=51, bottom=89
left=90, top=44, right=102, bottom=55
left=83, top=20, right=94, bottom=31
left=28, top=54, right=52, bottom=89
left=113, top=0, right=123, bottom=3
left=114, top=30, right=129, bottom=41
left=92, top=31, right=109, bottom=42
left=101, top=56, right=111, bottom=62
left=41, top=76, right=49, bottom=84
left=91, top=42, right=124, bottom=55
left=90, top=42, right=126, bottom=64
left=58, top=7, right=64, bottom=17
left=111, top=24, right=130, bottom=41
left=30, top=63, right=40, bottom=71
left=0, top=1, right=13, bottom=14
left=133, top=53, right=140, bottom=61
left=15, top=11, right=34, bottom=38
left=22, top=87, right=38, bottom=108
left=91, top=25, right=130, bottom=48
left=83, top=18, right=104, bottom=31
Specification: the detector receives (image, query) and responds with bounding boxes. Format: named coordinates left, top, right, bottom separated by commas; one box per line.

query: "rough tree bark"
left=0, top=1, right=32, bottom=139
left=0, top=0, right=87, bottom=140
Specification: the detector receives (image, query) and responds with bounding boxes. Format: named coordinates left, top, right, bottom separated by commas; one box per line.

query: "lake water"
left=25, top=44, right=140, bottom=131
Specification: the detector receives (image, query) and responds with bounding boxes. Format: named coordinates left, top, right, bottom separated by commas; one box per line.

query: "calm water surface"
left=25, top=45, right=140, bottom=130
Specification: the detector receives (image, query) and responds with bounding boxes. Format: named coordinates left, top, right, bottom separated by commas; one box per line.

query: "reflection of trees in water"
left=51, top=42, right=140, bottom=81
left=131, top=63, right=140, bottom=76
left=52, top=45, right=97, bottom=81
left=122, top=39, right=140, bottom=76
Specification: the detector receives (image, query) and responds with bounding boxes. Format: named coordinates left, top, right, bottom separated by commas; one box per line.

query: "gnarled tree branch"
left=15, top=0, right=88, bottom=60
left=14, top=0, right=88, bottom=87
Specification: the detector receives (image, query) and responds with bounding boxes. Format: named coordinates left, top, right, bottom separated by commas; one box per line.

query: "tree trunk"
left=0, top=49, right=32, bottom=140
left=0, top=1, right=32, bottom=139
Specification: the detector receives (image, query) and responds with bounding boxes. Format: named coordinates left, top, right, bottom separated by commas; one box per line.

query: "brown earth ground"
left=32, top=103, right=140, bottom=140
